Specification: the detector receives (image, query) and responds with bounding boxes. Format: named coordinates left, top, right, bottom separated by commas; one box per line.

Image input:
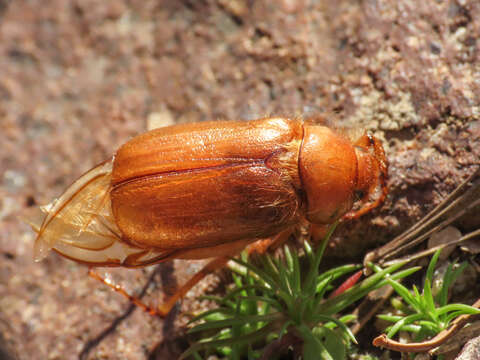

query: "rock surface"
left=1, top=1, right=479, bottom=359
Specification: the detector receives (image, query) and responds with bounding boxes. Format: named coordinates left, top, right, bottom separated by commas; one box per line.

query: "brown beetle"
left=31, top=117, right=387, bottom=315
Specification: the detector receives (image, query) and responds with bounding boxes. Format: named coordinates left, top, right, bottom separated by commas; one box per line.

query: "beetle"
left=31, top=116, right=388, bottom=316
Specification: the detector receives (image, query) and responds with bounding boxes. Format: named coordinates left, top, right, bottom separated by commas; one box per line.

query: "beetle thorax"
left=299, top=125, right=358, bottom=224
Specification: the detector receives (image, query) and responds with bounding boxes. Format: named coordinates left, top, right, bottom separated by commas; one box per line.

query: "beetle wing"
left=32, top=118, right=305, bottom=266
left=31, top=159, right=171, bottom=266
left=111, top=162, right=301, bottom=250
left=112, top=117, right=303, bottom=186
left=32, top=160, right=115, bottom=259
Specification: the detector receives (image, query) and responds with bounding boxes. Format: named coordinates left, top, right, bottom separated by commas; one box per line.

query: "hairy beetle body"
left=32, top=117, right=388, bottom=269
left=111, top=118, right=303, bottom=251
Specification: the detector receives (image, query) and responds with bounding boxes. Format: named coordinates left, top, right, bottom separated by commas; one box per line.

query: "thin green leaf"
left=436, top=304, right=480, bottom=317
left=197, top=294, right=225, bottom=304
left=223, top=284, right=274, bottom=302
left=297, top=324, right=335, bottom=360
left=181, top=322, right=278, bottom=360
left=416, top=320, right=441, bottom=334
left=232, top=272, right=244, bottom=288
left=450, top=262, right=469, bottom=286
left=317, top=264, right=362, bottom=284
left=387, top=279, right=420, bottom=311
left=303, top=240, right=314, bottom=262
left=312, top=326, right=346, bottom=360
left=386, top=313, right=425, bottom=338
left=304, top=223, right=337, bottom=294
left=338, top=314, right=356, bottom=324
left=266, top=255, right=281, bottom=278
left=232, top=257, right=277, bottom=290
left=386, top=266, right=422, bottom=282
left=438, top=263, right=454, bottom=307
left=423, top=278, right=437, bottom=319
left=312, top=314, right=357, bottom=344
left=188, top=312, right=282, bottom=334
left=395, top=324, right=422, bottom=333
left=284, top=245, right=294, bottom=273
left=319, top=261, right=410, bottom=315
left=292, top=249, right=301, bottom=294
left=412, top=285, right=422, bottom=305
left=277, top=319, right=294, bottom=339
left=235, top=295, right=283, bottom=312
left=188, top=308, right=235, bottom=324
left=437, top=262, right=467, bottom=307
left=276, top=258, right=292, bottom=295
left=426, top=249, right=441, bottom=284
left=315, top=275, right=333, bottom=299
left=192, top=351, right=203, bottom=360
left=437, top=261, right=469, bottom=306
left=390, top=297, right=413, bottom=314
left=377, top=314, right=403, bottom=322
left=443, top=310, right=467, bottom=325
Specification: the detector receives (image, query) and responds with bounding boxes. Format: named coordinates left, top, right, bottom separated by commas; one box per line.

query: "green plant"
left=377, top=249, right=480, bottom=342
left=182, top=225, right=420, bottom=360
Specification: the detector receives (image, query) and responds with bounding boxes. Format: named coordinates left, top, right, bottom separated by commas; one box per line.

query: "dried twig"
left=364, top=166, right=480, bottom=267
left=372, top=298, right=480, bottom=353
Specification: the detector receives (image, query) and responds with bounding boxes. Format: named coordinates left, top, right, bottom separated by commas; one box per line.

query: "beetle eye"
left=354, top=189, right=365, bottom=201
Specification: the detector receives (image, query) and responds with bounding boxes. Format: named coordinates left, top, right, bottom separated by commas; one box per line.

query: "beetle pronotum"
left=31, top=117, right=388, bottom=316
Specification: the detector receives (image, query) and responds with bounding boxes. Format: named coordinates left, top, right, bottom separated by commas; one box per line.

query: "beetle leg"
left=88, top=268, right=160, bottom=315
left=165, top=231, right=293, bottom=315
left=310, top=224, right=330, bottom=242
left=157, top=231, right=295, bottom=316
left=155, top=256, right=230, bottom=316
left=89, top=258, right=231, bottom=317
left=88, top=230, right=294, bottom=317
left=247, top=228, right=294, bottom=255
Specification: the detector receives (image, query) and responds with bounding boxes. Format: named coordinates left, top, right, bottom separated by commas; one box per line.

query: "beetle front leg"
left=89, top=258, right=231, bottom=317
left=88, top=268, right=160, bottom=315
left=246, top=228, right=294, bottom=255
left=310, top=224, right=330, bottom=242
left=156, top=256, right=230, bottom=316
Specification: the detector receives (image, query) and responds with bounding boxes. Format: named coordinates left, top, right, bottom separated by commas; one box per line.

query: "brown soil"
left=1, top=1, right=479, bottom=359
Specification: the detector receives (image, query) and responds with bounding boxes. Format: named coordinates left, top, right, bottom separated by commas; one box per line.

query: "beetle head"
left=343, top=132, right=388, bottom=220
